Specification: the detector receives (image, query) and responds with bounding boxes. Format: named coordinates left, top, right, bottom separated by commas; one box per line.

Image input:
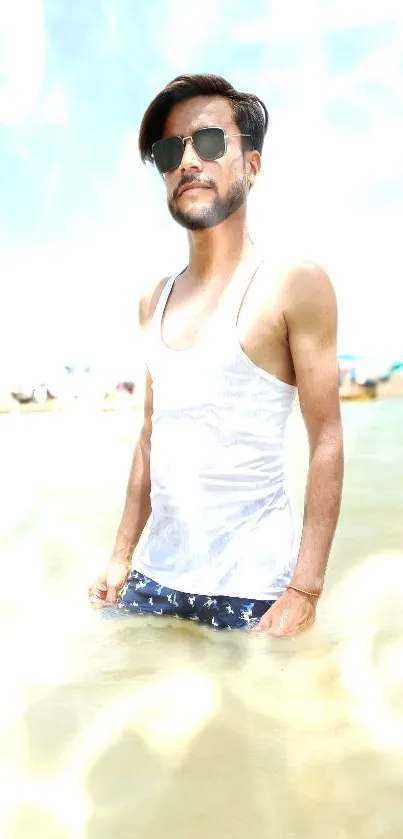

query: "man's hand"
left=88, top=559, right=131, bottom=607
left=254, top=588, right=317, bottom=636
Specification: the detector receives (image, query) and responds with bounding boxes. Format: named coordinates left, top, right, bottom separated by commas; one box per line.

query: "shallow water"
left=1, top=400, right=403, bottom=838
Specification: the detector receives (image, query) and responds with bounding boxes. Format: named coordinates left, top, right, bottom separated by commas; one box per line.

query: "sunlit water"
left=1, top=400, right=403, bottom=839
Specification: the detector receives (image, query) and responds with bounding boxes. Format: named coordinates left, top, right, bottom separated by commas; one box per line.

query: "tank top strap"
left=148, top=269, right=184, bottom=336
left=217, top=251, right=265, bottom=329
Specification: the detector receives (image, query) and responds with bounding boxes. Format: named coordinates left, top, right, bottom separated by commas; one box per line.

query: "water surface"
left=1, top=400, right=402, bottom=838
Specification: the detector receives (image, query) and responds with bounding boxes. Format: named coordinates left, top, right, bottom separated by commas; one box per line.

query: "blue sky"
left=0, top=0, right=402, bottom=372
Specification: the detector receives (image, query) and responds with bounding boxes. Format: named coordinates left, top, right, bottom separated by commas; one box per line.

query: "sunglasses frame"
left=151, top=126, right=254, bottom=174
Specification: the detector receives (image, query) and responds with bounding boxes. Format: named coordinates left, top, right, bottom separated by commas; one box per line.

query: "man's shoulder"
left=260, top=256, right=334, bottom=302
left=276, top=260, right=337, bottom=328
left=138, top=274, right=172, bottom=328
left=256, top=256, right=336, bottom=330
left=282, top=259, right=332, bottom=283
left=259, top=255, right=331, bottom=286
left=257, top=253, right=333, bottom=297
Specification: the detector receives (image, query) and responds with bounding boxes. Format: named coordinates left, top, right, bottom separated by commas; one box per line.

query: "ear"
left=247, top=150, right=261, bottom=187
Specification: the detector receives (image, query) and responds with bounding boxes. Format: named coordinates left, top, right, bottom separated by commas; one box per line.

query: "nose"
left=180, top=137, right=203, bottom=172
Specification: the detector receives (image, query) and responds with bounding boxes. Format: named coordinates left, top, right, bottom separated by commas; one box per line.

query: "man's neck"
left=186, top=214, right=255, bottom=285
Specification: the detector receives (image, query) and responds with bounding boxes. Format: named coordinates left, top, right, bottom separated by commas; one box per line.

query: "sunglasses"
left=151, top=127, right=253, bottom=175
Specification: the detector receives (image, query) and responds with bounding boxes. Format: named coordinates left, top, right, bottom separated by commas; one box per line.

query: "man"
left=89, top=74, right=343, bottom=635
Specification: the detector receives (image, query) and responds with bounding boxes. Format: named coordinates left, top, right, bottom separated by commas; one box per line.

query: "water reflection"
left=5, top=608, right=402, bottom=839
left=1, top=403, right=403, bottom=838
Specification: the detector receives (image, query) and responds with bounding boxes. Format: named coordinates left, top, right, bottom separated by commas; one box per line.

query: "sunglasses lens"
left=152, top=136, right=183, bottom=174
left=152, top=128, right=226, bottom=173
left=193, top=127, right=225, bottom=160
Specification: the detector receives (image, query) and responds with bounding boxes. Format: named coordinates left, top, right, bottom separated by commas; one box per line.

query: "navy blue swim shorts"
left=112, top=569, right=274, bottom=631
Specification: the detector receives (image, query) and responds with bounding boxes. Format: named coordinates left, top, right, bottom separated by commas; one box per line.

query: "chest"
left=160, top=272, right=286, bottom=356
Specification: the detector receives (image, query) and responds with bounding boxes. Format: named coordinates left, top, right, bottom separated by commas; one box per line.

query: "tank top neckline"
left=150, top=250, right=296, bottom=393
left=156, top=249, right=264, bottom=356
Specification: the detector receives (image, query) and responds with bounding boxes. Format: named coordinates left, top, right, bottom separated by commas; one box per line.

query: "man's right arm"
left=110, top=365, right=153, bottom=565
left=111, top=278, right=168, bottom=564
left=88, top=278, right=168, bottom=604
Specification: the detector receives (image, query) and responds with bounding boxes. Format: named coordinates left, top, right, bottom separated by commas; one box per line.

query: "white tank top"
left=134, top=251, right=299, bottom=600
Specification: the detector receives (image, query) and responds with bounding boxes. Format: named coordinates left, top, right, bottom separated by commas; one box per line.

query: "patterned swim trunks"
left=114, top=569, right=275, bottom=631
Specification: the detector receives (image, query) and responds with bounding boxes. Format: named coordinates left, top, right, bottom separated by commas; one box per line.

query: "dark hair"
left=139, top=73, right=269, bottom=165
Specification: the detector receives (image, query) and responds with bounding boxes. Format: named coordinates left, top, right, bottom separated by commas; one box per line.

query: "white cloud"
left=37, top=84, right=69, bottom=126
left=149, top=0, right=223, bottom=71
left=233, top=0, right=325, bottom=45
left=0, top=126, right=187, bottom=371
left=0, top=0, right=47, bottom=124
left=233, top=0, right=403, bottom=44
left=321, top=0, right=403, bottom=31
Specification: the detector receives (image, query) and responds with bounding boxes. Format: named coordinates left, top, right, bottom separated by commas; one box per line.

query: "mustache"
left=173, top=174, right=216, bottom=200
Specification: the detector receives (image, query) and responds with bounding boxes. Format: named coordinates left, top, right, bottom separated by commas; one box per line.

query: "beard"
left=168, top=176, right=247, bottom=231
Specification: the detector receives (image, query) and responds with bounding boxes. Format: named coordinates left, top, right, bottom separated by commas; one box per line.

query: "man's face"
left=162, top=96, right=253, bottom=231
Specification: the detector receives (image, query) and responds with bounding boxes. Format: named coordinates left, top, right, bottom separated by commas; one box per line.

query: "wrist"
left=110, top=552, right=132, bottom=568
left=287, top=581, right=323, bottom=598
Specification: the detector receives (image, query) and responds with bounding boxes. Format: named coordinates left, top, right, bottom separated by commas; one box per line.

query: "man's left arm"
left=257, top=263, right=344, bottom=636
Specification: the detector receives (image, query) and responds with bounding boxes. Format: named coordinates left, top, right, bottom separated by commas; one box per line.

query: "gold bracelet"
left=287, top=584, right=321, bottom=598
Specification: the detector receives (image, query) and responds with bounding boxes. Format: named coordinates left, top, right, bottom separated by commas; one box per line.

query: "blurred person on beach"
left=88, top=74, right=343, bottom=635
